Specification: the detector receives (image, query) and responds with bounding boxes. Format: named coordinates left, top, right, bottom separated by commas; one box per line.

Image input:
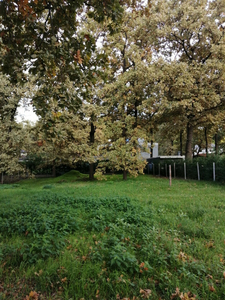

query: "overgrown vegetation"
left=0, top=172, right=225, bottom=299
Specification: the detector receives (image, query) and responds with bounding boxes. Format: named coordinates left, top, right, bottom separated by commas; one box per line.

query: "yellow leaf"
left=29, top=291, right=38, bottom=299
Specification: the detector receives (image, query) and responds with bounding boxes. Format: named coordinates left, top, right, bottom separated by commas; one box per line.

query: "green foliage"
left=91, top=236, right=138, bottom=273
left=0, top=184, right=20, bottom=190
left=0, top=193, right=146, bottom=266
left=0, top=195, right=80, bottom=264
left=42, top=184, right=54, bottom=189
left=22, top=154, right=44, bottom=174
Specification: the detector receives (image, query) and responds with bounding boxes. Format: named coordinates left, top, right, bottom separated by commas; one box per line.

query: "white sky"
left=16, top=102, right=39, bottom=124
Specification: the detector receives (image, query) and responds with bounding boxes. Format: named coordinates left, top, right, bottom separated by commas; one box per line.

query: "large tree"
left=97, top=1, right=154, bottom=179
left=146, top=0, right=225, bottom=159
left=0, top=0, right=124, bottom=178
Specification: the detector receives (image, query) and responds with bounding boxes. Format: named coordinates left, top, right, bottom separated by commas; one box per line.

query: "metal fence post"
left=197, top=162, right=200, bottom=181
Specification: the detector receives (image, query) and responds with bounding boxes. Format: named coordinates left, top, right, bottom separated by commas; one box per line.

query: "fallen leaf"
left=209, top=285, right=216, bottom=292
left=178, top=251, right=187, bottom=262
left=140, top=288, right=151, bottom=299
left=174, top=238, right=180, bottom=242
left=28, top=291, right=38, bottom=299
left=171, top=287, right=180, bottom=299
left=205, top=241, right=215, bottom=248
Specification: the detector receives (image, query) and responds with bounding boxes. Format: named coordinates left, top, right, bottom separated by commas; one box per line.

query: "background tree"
left=147, top=0, right=225, bottom=159
left=0, top=74, right=25, bottom=181
left=97, top=1, right=154, bottom=179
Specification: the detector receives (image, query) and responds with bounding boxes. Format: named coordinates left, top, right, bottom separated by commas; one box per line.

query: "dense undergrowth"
left=0, top=172, right=225, bottom=299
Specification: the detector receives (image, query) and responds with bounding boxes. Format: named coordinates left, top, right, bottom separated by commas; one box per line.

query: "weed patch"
left=0, top=184, right=20, bottom=190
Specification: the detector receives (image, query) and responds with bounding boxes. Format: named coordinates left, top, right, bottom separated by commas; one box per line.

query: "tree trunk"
left=185, top=123, right=193, bottom=160
left=169, top=140, right=173, bottom=155
left=150, top=128, right=153, bottom=158
left=134, top=99, right=138, bottom=129
left=215, top=133, right=218, bottom=155
left=205, top=127, right=208, bottom=156
left=123, top=169, right=127, bottom=180
left=89, top=163, right=94, bottom=180
left=180, top=130, right=183, bottom=156
left=89, top=122, right=95, bottom=180
left=150, top=140, right=153, bottom=158
left=52, top=160, right=56, bottom=177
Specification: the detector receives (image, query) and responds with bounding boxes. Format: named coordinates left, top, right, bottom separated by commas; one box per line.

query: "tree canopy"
left=1, top=0, right=225, bottom=179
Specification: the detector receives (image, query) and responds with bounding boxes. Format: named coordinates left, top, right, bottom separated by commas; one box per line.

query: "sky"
left=16, top=101, right=39, bottom=124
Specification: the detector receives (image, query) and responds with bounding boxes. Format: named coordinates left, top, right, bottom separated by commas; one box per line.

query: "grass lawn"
left=0, top=171, right=225, bottom=300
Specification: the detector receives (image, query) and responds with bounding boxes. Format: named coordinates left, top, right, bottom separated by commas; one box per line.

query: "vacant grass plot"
left=0, top=171, right=225, bottom=300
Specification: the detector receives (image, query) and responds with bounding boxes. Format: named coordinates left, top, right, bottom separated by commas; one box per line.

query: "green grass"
left=0, top=171, right=225, bottom=299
